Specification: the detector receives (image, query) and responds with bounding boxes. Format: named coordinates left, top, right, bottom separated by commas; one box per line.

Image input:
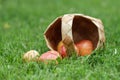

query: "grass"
left=0, top=0, right=120, bottom=80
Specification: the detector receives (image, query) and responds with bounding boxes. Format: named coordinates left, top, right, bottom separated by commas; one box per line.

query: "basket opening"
left=45, top=18, right=62, bottom=50
left=72, top=16, right=99, bottom=50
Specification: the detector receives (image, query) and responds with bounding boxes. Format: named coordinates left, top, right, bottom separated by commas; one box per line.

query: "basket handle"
left=61, top=14, right=76, bottom=56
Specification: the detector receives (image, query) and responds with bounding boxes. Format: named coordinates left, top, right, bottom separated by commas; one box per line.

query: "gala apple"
left=57, top=41, right=67, bottom=58
left=38, top=51, right=61, bottom=64
left=75, top=40, right=93, bottom=56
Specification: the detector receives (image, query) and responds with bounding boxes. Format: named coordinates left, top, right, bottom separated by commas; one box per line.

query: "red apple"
left=75, top=40, right=93, bottom=56
left=57, top=41, right=67, bottom=58
left=38, top=51, right=61, bottom=64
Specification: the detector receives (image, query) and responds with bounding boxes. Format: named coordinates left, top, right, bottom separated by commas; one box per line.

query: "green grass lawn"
left=0, top=0, right=120, bottom=80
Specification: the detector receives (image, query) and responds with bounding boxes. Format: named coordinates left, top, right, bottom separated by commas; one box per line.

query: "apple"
left=75, top=40, right=93, bottom=56
left=23, top=50, right=39, bottom=62
left=38, top=51, right=61, bottom=64
left=57, top=41, right=67, bottom=58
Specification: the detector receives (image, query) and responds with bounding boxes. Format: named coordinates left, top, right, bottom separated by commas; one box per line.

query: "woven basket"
left=44, top=14, right=105, bottom=56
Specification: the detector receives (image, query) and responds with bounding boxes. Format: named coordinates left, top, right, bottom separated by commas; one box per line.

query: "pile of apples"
left=23, top=40, right=93, bottom=64
left=57, top=40, right=93, bottom=57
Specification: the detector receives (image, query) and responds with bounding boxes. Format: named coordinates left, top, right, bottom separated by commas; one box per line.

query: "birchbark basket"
left=44, top=14, right=105, bottom=56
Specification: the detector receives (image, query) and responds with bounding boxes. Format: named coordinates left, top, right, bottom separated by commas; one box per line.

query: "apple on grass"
left=75, top=40, right=93, bottom=56
left=38, top=51, right=61, bottom=64
left=23, top=50, right=39, bottom=62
